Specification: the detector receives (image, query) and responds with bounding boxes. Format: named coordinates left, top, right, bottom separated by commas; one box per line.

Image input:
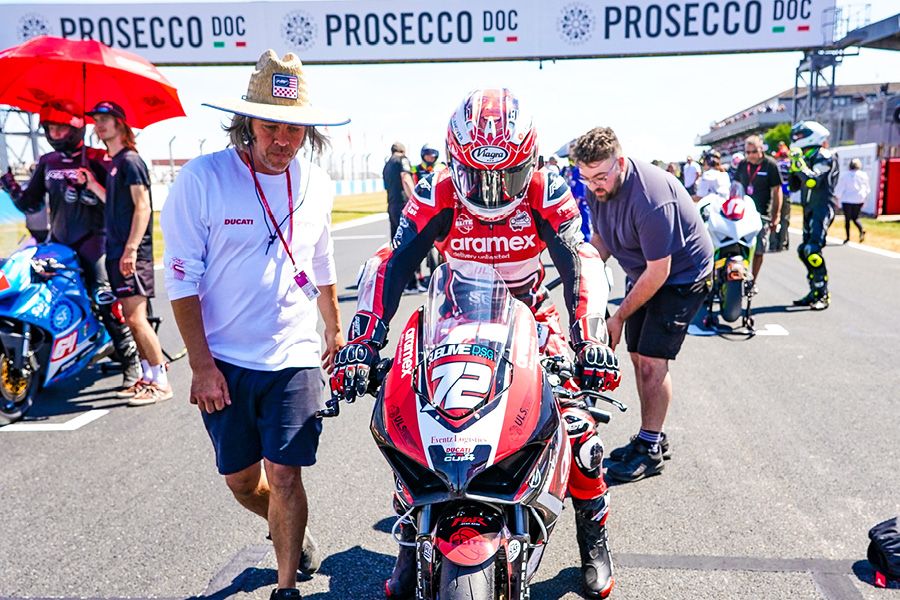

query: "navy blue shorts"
left=202, top=359, right=325, bottom=475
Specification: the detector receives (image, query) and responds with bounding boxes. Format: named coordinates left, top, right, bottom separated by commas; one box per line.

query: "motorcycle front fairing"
left=372, top=262, right=567, bottom=509
left=0, top=243, right=108, bottom=387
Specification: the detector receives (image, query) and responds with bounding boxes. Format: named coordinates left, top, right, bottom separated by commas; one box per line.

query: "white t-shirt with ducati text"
left=161, top=148, right=336, bottom=371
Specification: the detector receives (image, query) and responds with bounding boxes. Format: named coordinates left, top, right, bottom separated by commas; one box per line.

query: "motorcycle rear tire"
left=720, top=280, right=744, bottom=323
left=0, top=352, right=37, bottom=425
left=437, top=557, right=496, bottom=600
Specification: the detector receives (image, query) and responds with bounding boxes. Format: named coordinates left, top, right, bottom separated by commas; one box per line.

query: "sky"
left=2, top=1, right=899, bottom=171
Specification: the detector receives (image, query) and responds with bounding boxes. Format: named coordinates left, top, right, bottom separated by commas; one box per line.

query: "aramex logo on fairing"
left=399, top=327, right=416, bottom=376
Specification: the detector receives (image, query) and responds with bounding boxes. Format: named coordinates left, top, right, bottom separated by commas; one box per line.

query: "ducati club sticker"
left=507, top=539, right=522, bottom=562
left=509, top=209, right=531, bottom=232
left=471, top=146, right=509, bottom=165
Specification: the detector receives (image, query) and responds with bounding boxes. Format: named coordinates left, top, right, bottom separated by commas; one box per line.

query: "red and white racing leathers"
left=357, top=167, right=611, bottom=501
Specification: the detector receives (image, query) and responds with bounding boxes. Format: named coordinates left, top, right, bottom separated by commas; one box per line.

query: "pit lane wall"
left=3, top=1, right=836, bottom=65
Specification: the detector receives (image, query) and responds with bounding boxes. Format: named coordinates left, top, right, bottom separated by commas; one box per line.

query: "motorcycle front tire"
left=720, top=280, right=744, bottom=323
left=437, top=557, right=497, bottom=600
left=0, top=352, right=38, bottom=425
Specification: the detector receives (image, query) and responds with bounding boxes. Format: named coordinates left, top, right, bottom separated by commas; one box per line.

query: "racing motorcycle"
left=321, top=260, right=625, bottom=599
left=0, top=241, right=114, bottom=424
left=697, top=182, right=763, bottom=331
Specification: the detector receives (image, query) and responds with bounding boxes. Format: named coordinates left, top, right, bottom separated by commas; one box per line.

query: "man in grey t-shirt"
left=572, top=127, right=713, bottom=483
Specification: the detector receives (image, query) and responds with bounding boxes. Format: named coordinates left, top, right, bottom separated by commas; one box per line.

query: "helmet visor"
left=450, top=158, right=534, bottom=213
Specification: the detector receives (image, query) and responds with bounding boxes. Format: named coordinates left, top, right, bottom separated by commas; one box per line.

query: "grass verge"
left=789, top=205, right=900, bottom=253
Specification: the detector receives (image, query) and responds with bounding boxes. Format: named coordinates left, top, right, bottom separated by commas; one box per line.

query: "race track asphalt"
left=0, top=213, right=897, bottom=600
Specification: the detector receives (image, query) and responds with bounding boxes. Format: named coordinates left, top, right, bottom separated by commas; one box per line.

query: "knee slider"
left=572, top=428, right=605, bottom=475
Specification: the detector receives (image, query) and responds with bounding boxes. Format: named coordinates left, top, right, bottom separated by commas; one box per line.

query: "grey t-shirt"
left=591, top=158, right=713, bottom=285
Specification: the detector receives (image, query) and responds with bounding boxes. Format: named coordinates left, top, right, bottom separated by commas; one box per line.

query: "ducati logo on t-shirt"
left=455, top=213, right=474, bottom=234
left=509, top=209, right=531, bottom=232
left=110, top=167, right=118, bottom=177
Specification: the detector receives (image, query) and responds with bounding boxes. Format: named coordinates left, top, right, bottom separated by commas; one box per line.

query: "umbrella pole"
left=81, top=63, right=87, bottom=167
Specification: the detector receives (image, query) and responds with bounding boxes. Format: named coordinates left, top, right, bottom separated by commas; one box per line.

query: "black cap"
left=87, top=100, right=127, bottom=121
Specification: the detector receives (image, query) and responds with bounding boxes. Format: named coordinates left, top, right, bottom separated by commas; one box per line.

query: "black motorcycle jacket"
left=12, top=147, right=110, bottom=247
left=789, top=147, right=839, bottom=209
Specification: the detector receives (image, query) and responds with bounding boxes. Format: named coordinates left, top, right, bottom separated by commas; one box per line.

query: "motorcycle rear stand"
left=700, top=284, right=757, bottom=338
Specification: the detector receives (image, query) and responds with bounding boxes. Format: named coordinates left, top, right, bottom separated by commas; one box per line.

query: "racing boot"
left=385, top=519, right=416, bottom=598
left=574, top=496, right=614, bottom=599
left=792, top=290, right=816, bottom=307
left=96, top=293, right=142, bottom=388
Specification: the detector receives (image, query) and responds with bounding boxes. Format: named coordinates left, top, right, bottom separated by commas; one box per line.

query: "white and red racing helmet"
left=446, top=88, right=537, bottom=222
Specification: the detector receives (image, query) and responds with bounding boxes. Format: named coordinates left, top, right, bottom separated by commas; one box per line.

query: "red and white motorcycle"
left=321, top=260, right=624, bottom=599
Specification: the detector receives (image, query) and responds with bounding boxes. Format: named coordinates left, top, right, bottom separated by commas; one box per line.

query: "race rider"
left=410, top=142, right=443, bottom=184
left=0, top=99, right=142, bottom=387
left=787, top=121, right=839, bottom=311
left=330, top=89, right=622, bottom=599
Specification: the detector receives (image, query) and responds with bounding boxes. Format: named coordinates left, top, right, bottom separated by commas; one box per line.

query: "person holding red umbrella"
left=77, top=100, right=171, bottom=405
left=0, top=98, right=143, bottom=389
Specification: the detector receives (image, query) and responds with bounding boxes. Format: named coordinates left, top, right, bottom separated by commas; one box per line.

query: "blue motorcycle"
left=0, top=241, right=112, bottom=424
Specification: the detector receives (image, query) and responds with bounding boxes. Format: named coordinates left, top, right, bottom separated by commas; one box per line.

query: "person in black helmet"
left=0, top=99, right=142, bottom=388
left=410, top=142, right=443, bottom=185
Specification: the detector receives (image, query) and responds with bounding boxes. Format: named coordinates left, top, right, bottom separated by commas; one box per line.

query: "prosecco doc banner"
left=3, top=0, right=837, bottom=65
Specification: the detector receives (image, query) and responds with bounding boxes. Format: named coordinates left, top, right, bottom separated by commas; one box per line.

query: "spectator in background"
left=728, top=152, right=744, bottom=181
left=693, top=150, right=731, bottom=201
left=546, top=154, right=561, bottom=175
left=382, top=142, right=423, bottom=293
left=682, top=155, right=700, bottom=195
left=86, top=100, right=171, bottom=405
left=565, top=161, right=593, bottom=243
left=733, top=135, right=783, bottom=284
left=665, top=162, right=681, bottom=181
left=834, top=158, right=869, bottom=244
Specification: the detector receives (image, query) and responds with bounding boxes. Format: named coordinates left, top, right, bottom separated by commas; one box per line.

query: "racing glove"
left=0, top=169, right=22, bottom=200
left=570, top=314, right=621, bottom=393
left=329, top=311, right=388, bottom=404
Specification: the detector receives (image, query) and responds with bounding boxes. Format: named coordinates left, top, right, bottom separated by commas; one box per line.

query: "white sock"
left=141, top=360, right=152, bottom=382
left=151, top=364, right=168, bottom=387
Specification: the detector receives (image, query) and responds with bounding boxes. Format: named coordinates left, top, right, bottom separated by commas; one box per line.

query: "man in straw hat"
left=161, top=50, right=349, bottom=600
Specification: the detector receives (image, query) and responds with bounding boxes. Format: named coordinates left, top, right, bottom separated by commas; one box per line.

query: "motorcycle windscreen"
left=419, top=261, right=515, bottom=422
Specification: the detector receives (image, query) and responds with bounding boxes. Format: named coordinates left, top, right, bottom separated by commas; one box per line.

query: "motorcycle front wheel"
left=720, top=280, right=744, bottom=323
left=0, top=352, right=36, bottom=425
left=437, top=557, right=497, bottom=600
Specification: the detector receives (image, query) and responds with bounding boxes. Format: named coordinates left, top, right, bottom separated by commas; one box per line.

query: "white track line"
left=788, top=227, right=900, bottom=259
left=332, top=234, right=387, bottom=241
left=1, top=409, right=109, bottom=432
left=332, top=213, right=388, bottom=232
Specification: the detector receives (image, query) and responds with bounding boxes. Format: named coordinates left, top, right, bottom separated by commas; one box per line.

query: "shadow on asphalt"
left=852, top=559, right=900, bottom=590
left=528, top=565, right=582, bottom=599
left=372, top=516, right=394, bottom=534
left=18, top=363, right=128, bottom=421
left=190, top=546, right=396, bottom=599
left=749, top=303, right=812, bottom=316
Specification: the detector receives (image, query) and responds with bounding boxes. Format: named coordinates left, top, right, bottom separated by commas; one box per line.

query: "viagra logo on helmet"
left=472, top=146, right=509, bottom=165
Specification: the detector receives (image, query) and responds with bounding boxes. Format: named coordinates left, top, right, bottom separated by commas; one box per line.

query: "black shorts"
left=203, top=359, right=325, bottom=475
left=624, top=280, right=708, bottom=360
left=106, top=256, right=155, bottom=298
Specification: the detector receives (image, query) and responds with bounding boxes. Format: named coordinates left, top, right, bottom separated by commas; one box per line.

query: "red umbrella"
left=0, top=35, right=184, bottom=129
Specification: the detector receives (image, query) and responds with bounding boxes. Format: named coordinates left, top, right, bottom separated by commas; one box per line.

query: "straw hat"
left=203, top=50, right=349, bottom=127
